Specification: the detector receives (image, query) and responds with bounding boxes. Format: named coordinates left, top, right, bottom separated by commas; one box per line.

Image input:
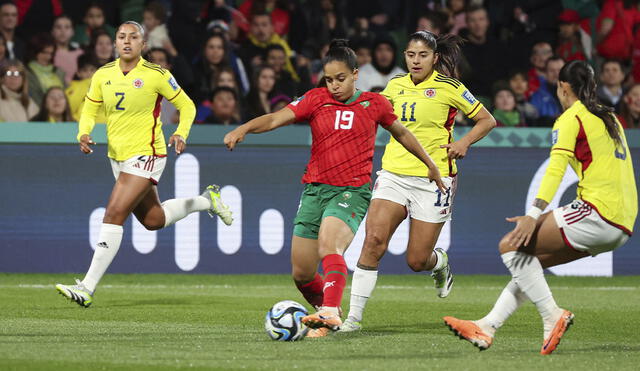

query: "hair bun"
left=328, top=39, right=349, bottom=50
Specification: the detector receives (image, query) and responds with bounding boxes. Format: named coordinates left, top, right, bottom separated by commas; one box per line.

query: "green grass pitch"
left=1, top=273, right=639, bottom=370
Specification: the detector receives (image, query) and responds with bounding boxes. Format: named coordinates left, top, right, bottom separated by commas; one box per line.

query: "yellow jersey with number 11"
left=78, top=58, right=195, bottom=161
left=380, top=70, right=483, bottom=177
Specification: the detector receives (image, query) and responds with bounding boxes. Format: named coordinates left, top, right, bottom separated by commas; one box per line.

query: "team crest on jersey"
left=461, top=90, right=476, bottom=104
left=290, top=95, right=305, bottom=106
left=133, top=78, right=144, bottom=88
left=167, top=76, right=179, bottom=91
left=424, top=88, right=436, bottom=98
left=552, top=129, right=558, bottom=145
left=360, top=101, right=370, bottom=108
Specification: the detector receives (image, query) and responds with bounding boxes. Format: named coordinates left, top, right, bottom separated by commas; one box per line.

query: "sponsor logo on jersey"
left=105, top=80, right=111, bottom=85
left=552, top=129, right=558, bottom=145
left=323, top=281, right=336, bottom=290
left=167, top=76, right=179, bottom=91
left=360, top=101, right=370, bottom=108
left=462, top=90, right=476, bottom=104
left=290, top=95, right=305, bottom=106
left=424, top=88, right=436, bottom=98
left=338, top=202, right=349, bottom=208
left=398, top=89, right=404, bottom=95
left=133, top=78, right=144, bottom=88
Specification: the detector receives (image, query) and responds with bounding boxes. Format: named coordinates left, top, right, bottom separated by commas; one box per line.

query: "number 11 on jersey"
left=334, top=110, right=354, bottom=130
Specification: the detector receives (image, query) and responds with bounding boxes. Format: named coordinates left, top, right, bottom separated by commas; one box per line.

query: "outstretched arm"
left=385, top=121, right=446, bottom=192
left=441, top=107, right=496, bottom=159
left=224, top=107, right=297, bottom=150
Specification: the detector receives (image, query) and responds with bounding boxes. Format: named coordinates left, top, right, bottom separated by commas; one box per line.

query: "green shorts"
left=293, top=183, right=372, bottom=239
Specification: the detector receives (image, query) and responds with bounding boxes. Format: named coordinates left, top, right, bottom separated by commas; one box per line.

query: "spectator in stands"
left=304, top=0, right=348, bottom=48
left=356, top=35, right=404, bottom=92
left=508, top=70, right=538, bottom=126
left=145, top=47, right=179, bottom=125
left=245, top=64, right=276, bottom=119
left=596, top=0, right=640, bottom=61
left=52, top=15, right=83, bottom=84
left=65, top=54, right=103, bottom=122
left=555, top=10, right=586, bottom=62
left=14, top=0, right=63, bottom=40
left=527, top=42, right=553, bottom=97
left=143, top=1, right=176, bottom=54
left=25, top=33, right=65, bottom=105
left=31, top=86, right=73, bottom=122
left=415, top=11, right=448, bottom=35
left=0, top=60, right=38, bottom=122
left=239, top=12, right=298, bottom=82
left=446, top=0, right=467, bottom=35
left=265, top=43, right=296, bottom=98
left=0, top=32, right=7, bottom=61
left=87, top=29, right=114, bottom=66
left=352, top=40, right=371, bottom=70
left=270, top=93, right=291, bottom=112
left=194, top=33, right=249, bottom=104
left=238, top=0, right=291, bottom=37
left=618, top=83, right=640, bottom=128
left=204, top=86, right=241, bottom=125
left=460, top=5, right=506, bottom=99
left=0, top=1, right=24, bottom=60
left=597, top=59, right=626, bottom=112
left=529, top=56, right=565, bottom=127
left=72, top=3, right=115, bottom=47
left=492, top=87, right=525, bottom=127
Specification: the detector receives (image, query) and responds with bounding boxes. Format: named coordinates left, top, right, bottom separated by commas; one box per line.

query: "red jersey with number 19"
left=286, top=88, right=397, bottom=187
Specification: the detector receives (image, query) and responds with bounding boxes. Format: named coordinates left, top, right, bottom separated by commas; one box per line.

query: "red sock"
left=296, top=273, right=324, bottom=308
left=321, top=254, right=348, bottom=308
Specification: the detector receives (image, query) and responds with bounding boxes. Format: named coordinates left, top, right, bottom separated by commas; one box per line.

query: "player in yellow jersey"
left=55, top=21, right=233, bottom=308
left=341, top=31, right=497, bottom=332
left=444, top=60, right=637, bottom=355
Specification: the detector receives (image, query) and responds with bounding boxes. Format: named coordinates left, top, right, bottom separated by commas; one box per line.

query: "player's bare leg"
left=406, top=219, right=452, bottom=298
left=303, top=217, right=355, bottom=337
left=291, top=236, right=322, bottom=309
left=56, top=173, right=152, bottom=306
left=342, top=199, right=406, bottom=332
left=133, top=185, right=166, bottom=230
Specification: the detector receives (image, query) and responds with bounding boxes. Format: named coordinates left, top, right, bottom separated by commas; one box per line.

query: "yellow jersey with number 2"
left=78, top=58, right=195, bottom=161
left=380, top=70, right=483, bottom=177
left=536, top=100, right=637, bottom=234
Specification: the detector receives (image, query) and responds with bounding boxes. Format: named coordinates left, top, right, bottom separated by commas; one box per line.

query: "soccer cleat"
left=306, top=327, right=330, bottom=338
left=338, top=318, right=362, bottom=333
left=202, top=185, right=233, bottom=226
left=443, top=316, right=493, bottom=351
left=301, top=310, right=342, bottom=331
left=55, top=279, right=93, bottom=308
left=540, top=310, right=574, bottom=355
left=431, top=248, right=454, bottom=298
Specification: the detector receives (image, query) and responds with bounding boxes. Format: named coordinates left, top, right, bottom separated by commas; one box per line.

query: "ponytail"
left=407, top=31, right=464, bottom=78
left=559, top=60, right=623, bottom=146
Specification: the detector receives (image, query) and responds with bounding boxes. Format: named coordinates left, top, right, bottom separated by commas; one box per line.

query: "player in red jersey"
left=224, top=39, right=445, bottom=337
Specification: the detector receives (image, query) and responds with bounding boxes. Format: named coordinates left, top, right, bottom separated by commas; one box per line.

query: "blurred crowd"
left=1, top=0, right=640, bottom=129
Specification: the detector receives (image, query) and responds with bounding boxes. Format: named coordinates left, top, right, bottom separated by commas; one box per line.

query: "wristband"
left=526, top=206, right=543, bottom=220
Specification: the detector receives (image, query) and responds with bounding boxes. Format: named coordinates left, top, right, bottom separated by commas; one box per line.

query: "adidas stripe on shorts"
left=110, top=155, right=166, bottom=185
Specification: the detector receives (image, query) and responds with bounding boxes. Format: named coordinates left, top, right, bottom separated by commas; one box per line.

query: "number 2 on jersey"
left=115, top=92, right=125, bottom=111
left=334, top=110, right=354, bottom=130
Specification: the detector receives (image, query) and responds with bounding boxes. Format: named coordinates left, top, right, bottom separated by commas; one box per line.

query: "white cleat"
left=431, top=248, right=454, bottom=298
left=202, top=185, right=233, bottom=225
left=338, top=318, right=362, bottom=333
left=55, top=279, right=93, bottom=308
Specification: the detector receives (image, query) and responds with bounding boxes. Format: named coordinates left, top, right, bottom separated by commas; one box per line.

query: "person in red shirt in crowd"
left=224, top=39, right=443, bottom=338
left=527, top=42, right=553, bottom=97
left=596, top=0, right=640, bottom=60
left=236, top=0, right=290, bottom=37
left=556, top=10, right=587, bottom=62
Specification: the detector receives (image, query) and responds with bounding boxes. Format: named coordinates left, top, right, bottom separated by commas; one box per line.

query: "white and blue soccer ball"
left=265, top=300, right=309, bottom=341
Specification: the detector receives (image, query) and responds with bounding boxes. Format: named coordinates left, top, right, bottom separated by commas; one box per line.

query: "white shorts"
left=553, top=200, right=629, bottom=256
left=110, top=155, right=166, bottom=184
left=372, top=170, right=456, bottom=223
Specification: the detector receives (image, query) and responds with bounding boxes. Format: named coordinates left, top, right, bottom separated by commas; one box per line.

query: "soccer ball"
left=265, top=300, right=309, bottom=341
